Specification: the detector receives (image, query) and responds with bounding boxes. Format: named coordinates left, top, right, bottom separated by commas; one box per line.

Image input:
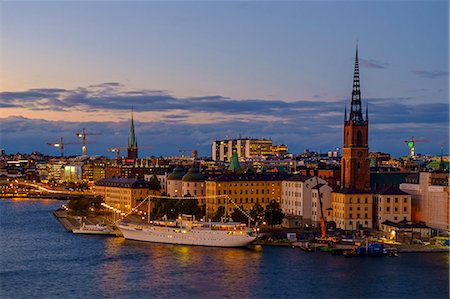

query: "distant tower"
left=127, top=110, right=138, bottom=160
left=341, top=44, right=370, bottom=191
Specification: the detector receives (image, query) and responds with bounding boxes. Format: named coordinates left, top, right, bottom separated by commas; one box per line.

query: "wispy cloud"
left=359, top=58, right=388, bottom=69
left=411, top=70, right=449, bottom=79
left=0, top=83, right=448, bottom=157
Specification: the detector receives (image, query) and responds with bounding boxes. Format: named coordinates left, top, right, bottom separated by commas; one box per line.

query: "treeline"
left=151, top=197, right=284, bottom=226
left=67, top=196, right=103, bottom=215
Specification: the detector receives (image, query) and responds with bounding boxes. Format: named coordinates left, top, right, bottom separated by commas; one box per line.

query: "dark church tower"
left=127, top=110, right=138, bottom=161
left=341, top=45, right=370, bottom=191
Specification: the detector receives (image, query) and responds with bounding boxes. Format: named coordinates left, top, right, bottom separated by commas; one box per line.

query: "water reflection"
left=97, top=238, right=264, bottom=298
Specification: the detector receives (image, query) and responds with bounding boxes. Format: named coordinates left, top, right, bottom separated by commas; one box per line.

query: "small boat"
left=72, top=223, right=113, bottom=235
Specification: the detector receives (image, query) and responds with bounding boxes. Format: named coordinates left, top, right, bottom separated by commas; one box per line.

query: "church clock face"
left=357, top=151, right=363, bottom=157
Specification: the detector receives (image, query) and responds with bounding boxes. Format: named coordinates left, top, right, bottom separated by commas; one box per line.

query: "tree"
left=152, top=197, right=179, bottom=219
left=264, top=200, right=284, bottom=227
left=212, top=206, right=228, bottom=222
left=148, top=174, right=161, bottom=191
left=231, top=206, right=248, bottom=223
left=249, top=203, right=265, bottom=225
left=67, top=196, right=104, bottom=215
left=179, top=198, right=201, bottom=219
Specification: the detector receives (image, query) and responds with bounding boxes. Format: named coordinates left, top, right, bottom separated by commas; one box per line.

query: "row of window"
left=217, top=182, right=279, bottom=187
left=284, top=191, right=302, bottom=197
left=216, top=197, right=273, bottom=204
left=374, top=197, right=408, bottom=203
left=379, top=206, right=408, bottom=213
left=217, top=189, right=276, bottom=195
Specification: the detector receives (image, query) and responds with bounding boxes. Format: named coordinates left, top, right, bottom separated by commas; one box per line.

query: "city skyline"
left=0, top=1, right=448, bottom=157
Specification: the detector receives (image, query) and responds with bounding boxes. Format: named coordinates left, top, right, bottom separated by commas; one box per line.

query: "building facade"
left=373, top=185, right=411, bottom=230
left=211, top=138, right=273, bottom=162
left=94, top=178, right=150, bottom=213
left=205, top=173, right=286, bottom=219
left=281, top=175, right=330, bottom=226
left=400, top=172, right=449, bottom=233
left=167, top=166, right=185, bottom=197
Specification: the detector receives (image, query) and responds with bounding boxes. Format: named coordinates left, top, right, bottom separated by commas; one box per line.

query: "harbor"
left=53, top=205, right=449, bottom=254
left=2, top=198, right=449, bottom=299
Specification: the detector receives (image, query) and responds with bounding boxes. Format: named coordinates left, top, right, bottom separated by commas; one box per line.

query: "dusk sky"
left=0, top=1, right=448, bottom=158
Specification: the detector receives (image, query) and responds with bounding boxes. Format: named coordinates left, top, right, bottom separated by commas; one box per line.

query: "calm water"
left=0, top=199, right=448, bottom=299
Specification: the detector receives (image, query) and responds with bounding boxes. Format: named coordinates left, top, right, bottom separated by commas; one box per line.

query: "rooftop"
left=374, top=185, right=409, bottom=196
left=95, top=178, right=149, bottom=188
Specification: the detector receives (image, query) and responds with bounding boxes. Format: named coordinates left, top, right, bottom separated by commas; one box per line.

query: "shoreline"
left=54, top=208, right=449, bottom=253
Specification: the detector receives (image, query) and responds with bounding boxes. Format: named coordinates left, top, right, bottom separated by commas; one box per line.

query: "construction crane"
left=314, top=173, right=327, bottom=239
left=404, top=136, right=429, bottom=158
left=76, top=128, right=101, bottom=156
left=107, top=145, right=152, bottom=160
left=47, top=137, right=80, bottom=157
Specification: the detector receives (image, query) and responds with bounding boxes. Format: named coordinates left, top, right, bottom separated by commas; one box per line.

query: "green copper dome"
left=182, top=167, right=205, bottom=182
left=168, top=166, right=185, bottom=180
left=228, top=152, right=241, bottom=172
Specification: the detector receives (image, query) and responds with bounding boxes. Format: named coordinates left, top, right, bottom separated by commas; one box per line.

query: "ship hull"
left=118, top=224, right=256, bottom=247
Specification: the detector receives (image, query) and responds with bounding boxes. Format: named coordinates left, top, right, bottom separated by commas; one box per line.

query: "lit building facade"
left=332, top=191, right=373, bottom=230
left=281, top=175, right=329, bottom=225
left=205, top=173, right=286, bottom=219
left=167, top=166, right=185, bottom=197
left=211, top=138, right=274, bottom=162
left=94, top=178, right=150, bottom=213
left=373, top=185, right=411, bottom=230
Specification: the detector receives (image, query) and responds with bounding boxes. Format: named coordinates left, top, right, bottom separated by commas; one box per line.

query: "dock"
left=53, top=208, right=122, bottom=236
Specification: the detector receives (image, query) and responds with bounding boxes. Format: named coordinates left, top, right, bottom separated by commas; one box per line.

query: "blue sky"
left=0, top=1, right=448, bottom=158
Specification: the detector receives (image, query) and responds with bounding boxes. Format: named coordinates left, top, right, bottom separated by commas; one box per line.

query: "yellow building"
left=373, top=185, right=411, bottom=229
left=205, top=173, right=286, bottom=219
left=331, top=190, right=373, bottom=230
left=94, top=178, right=150, bottom=213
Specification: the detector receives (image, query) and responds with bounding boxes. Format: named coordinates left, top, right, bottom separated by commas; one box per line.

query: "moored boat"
left=118, top=219, right=257, bottom=247
left=72, top=223, right=113, bottom=235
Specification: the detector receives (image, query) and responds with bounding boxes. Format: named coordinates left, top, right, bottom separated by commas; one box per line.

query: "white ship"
left=72, top=223, right=113, bottom=235
left=118, top=219, right=257, bottom=247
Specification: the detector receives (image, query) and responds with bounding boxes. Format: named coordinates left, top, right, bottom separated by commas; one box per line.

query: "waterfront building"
left=380, top=220, right=431, bottom=242
left=205, top=173, right=287, bottom=218
left=373, top=185, right=411, bottom=230
left=331, top=45, right=373, bottom=230
left=400, top=171, right=450, bottom=233
left=280, top=175, right=330, bottom=227
left=94, top=178, right=150, bottom=213
left=212, top=138, right=287, bottom=162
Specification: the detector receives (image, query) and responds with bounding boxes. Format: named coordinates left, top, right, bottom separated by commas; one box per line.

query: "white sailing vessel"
left=116, top=195, right=257, bottom=247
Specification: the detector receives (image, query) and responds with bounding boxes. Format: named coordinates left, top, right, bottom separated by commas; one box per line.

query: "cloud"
left=359, top=58, right=388, bottom=69
left=0, top=83, right=448, bottom=157
left=411, top=70, right=449, bottom=79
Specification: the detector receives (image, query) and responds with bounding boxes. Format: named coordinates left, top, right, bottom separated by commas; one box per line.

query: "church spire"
left=349, top=43, right=364, bottom=123
left=344, top=105, right=347, bottom=121
left=127, top=108, right=138, bottom=161
left=128, top=108, right=137, bottom=148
